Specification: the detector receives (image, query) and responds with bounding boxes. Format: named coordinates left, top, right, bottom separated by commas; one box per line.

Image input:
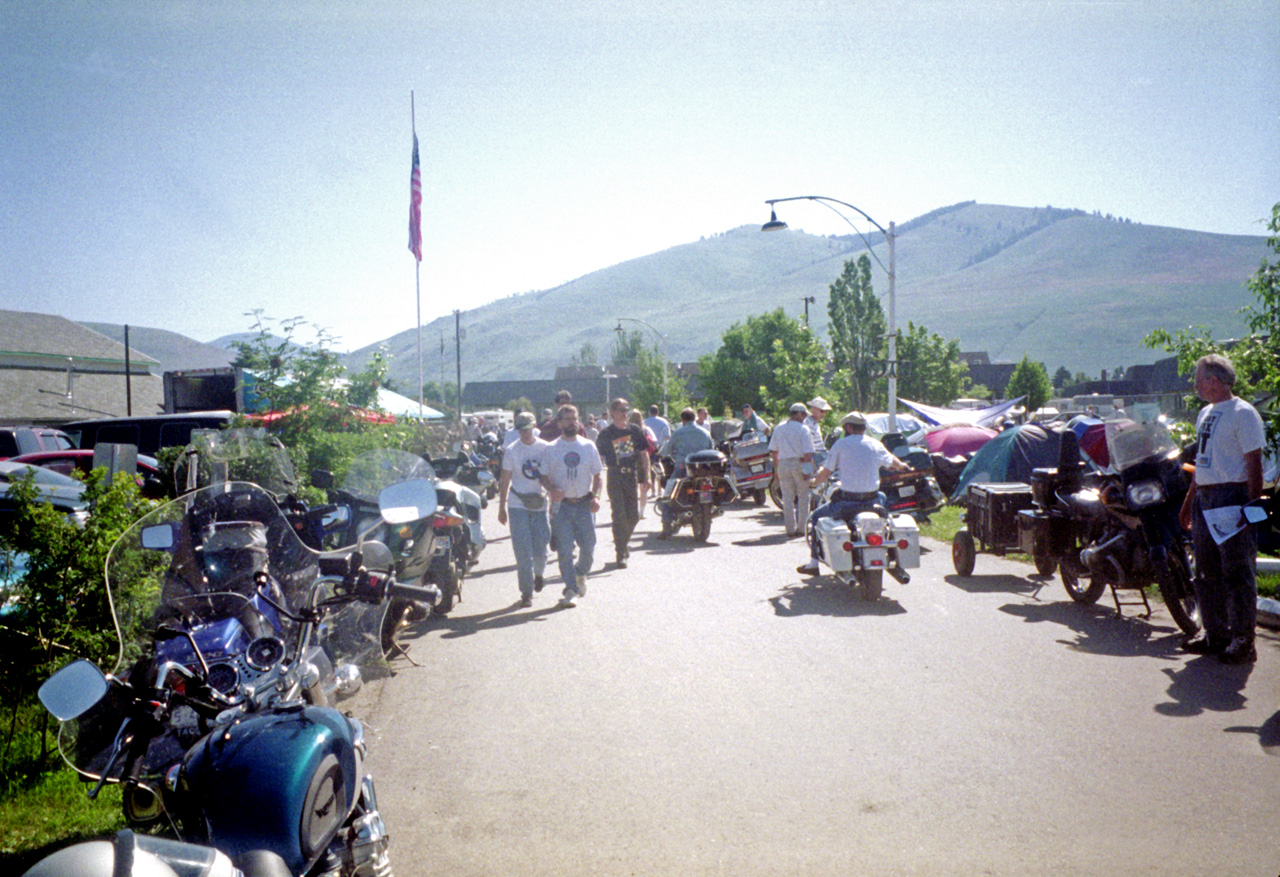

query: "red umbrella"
left=924, top=424, right=998, bottom=457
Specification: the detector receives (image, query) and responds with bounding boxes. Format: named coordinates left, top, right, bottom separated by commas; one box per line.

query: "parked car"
left=0, top=461, right=88, bottom=521
left=0, top=426, right=74, bottom=460
left=9, top=449, right=168, bottom=499
left=60, top=411, right=233, bottom=456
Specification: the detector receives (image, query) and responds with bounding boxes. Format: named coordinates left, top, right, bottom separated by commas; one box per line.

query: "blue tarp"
left=950, top=422, right=1069, bottom=502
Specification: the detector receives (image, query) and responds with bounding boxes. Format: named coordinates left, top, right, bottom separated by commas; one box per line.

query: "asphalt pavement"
left=349, top=498, right=1280, bottom=876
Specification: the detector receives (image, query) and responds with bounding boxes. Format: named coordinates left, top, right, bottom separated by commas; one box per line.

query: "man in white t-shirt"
left=769, top=403, right=816, bottom=537
left=540, top=405, right=603, bottom=607
left=796, top=411, right=909, bottom=575
left=498, top=412, right=551, bottom=607
left=1178, top=354, right=1267, bottom=663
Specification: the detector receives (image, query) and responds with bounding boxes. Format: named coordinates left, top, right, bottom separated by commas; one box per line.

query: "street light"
left=762, top=196, right=899, bottom=432
left=801, top=295, right=815, bottom=326
left=615, top=318, right=668, bottom=418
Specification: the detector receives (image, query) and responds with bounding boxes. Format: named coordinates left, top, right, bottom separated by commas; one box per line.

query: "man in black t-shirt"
left=595, top=397, right=651, bottom=568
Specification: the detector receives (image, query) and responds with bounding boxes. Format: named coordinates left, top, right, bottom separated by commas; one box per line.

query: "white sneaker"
left=796, top=560, right=820, bottom=575
left=559, top=593, right=578, bottom=608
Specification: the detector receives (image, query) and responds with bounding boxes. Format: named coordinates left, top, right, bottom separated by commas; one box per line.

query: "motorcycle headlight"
left=1126, top=479, right=1166, bottom=509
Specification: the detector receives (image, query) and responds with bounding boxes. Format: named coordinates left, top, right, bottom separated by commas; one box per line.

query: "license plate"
left=698, top=490, right=714, bottom=503
left=750, top=464, right=764, bottom=473
left=899, top=484, right=915, bottom=497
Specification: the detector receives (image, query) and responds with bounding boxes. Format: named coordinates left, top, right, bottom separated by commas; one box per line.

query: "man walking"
left=541, top=405, right=603, bottom=607
left=595, top=398, right=651, bottom=568
left=770, top=403, right=816, bottom=537
left=804, top=396, right=832, bottom=456
left=1179, top=353, right=1266, bottom=663
left=498, top=412, right=550, bottom=607
left=644, top=404, right=672, bottom=449
left=695, top=407, right=713, bottom=436
left=539, top=390, right=573, bottom=442
left=796, top=411, right=909, bottom=575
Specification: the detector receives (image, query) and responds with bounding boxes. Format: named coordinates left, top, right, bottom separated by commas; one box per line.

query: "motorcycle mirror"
left=379, top=478, right=438, bottom=524
left=38, top=659, right=110, bottom=721
left=359, top=540, right=394, bottom=573
left=140, top=523, right=176, bottom=551
left=311, top=468, right=335, bottom=490
left=1242, top=499, right=1270, bottom=525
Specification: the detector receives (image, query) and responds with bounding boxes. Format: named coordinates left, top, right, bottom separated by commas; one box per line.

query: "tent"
left=1066, top=416, right=1108, bottom=467
left=924, top=424, right=997, bottom=458
left=899, top=396, right=1025, bottom=429
left=376, top=387, right=446, bottom=420
left=950, top=422, right=1071, bottom=502
left=864, top=412, right=928, bottom=440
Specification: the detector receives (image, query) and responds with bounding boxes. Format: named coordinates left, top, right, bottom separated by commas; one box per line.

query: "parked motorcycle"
left=718, top=430, right=773, bottom=505
left=654, top=449, right=737, bottom=541
left=1018, top=417, right=1201, bottom=634
left=808, top=485, right=922, bottom=601
left=36, top=480, right=437, bottom=876
left=429, top=445, right=498, bottom=507
left=877, top=432, right=947, bottom=521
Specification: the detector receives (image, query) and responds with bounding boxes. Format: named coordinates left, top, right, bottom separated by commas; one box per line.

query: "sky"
left=3, top=0, right=1278, bottom=353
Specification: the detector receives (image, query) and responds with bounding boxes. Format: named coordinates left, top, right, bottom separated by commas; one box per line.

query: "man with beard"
left=595, top=398, right=651, bottom=568
left=540, top=405, right=603, bottom=607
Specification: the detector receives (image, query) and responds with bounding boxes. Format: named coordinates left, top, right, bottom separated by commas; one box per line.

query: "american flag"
left=408, top=133, right=422, bottom=262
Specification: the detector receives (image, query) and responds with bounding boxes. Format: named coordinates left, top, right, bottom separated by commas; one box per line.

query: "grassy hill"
left=348, top=202, right=1266, bottom=390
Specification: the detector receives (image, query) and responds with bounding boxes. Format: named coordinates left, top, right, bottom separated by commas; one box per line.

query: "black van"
left=61, top=411, right=234, bottom=456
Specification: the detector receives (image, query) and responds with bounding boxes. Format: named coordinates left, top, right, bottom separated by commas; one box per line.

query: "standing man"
left=769, top=403, right=816, bottom=537
left=498, top=412, right=550, bottom=607
left=595, top=398, right=651, bottom=569
left=796, top=411, right=909, bottom=575
left=695, top=407, right=713, bottom=436
left=539, top=390, right=574, bottom=442
left=541, top=405, right=603, bottom=607
left=644, top=404, right=672, bottom=449
left=1179, top=353, right=1266, bottom=663
left=739, top=403, right=770, bottom=437
left=804, top=396, right=832, bottom=455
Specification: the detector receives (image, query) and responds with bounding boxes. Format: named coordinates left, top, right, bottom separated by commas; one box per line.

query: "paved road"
left=350, top=500, right=1280, bottom=876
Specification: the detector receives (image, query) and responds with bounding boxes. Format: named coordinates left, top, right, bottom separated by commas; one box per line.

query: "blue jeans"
left=508, top=505, right=550, bottom=599
left=552, top=500, right=596, bottom=597
left=807, top=494, right=885, bottom=560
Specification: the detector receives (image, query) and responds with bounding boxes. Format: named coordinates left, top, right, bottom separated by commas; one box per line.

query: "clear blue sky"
left=3, top=1, right=1277, bottom=351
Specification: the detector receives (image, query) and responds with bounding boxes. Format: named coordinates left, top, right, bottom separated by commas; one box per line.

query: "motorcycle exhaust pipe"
left=1080, top=531, right=1127, bottom=572
left=888, top=567, right=910, bottom=584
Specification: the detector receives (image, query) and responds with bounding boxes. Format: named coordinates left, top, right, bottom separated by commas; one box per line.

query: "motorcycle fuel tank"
left=180, top=705, right=361, bottom=874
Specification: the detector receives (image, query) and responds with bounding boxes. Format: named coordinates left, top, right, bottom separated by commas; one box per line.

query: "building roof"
left=0, top=310, right=162, bottom=425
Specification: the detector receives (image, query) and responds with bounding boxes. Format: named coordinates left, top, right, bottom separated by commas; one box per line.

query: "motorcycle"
left=1018, top=417, right=1201, bottom=634
left=654, top=449, right=737, bottom=541
left=429, top=445, right=498, bottom=508
left=36, top=479, right=438, bottom=876
left=718, top=429, right=773, bottom=505
left=807, top=484, right=922, bottom=601
left=876, top=432, right=947, bottom=521
left=422, top=452, right=487, bottom=613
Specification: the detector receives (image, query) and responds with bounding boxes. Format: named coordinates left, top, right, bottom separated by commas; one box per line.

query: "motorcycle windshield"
left=60, top=482, right=328, bottom=783
left=174, top=428, right=300, bottom=497
left=340, top=449, right=436, bottom=502
left=1104, top=418, right=1179, bottom=473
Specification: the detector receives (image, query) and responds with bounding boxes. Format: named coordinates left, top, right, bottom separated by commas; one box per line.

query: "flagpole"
left=410, top=91, right=423, bottom=420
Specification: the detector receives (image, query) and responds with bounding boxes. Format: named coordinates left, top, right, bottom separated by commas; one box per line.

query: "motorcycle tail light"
left=433, top=514, right=465, bottom=529
left=841, top=541, right=854, bottom=552
left=1125, top=480, right=1166, bottom=509
left=898, top=539, right=910, bottom=549
left=866, top=533, right=884, bottom=547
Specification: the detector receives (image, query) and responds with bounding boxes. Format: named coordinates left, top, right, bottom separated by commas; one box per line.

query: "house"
left=0, top=310, right=162, bottom=426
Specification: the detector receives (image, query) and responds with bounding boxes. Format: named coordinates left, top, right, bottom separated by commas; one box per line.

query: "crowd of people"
left=491, top=353, right=1268, bottom=664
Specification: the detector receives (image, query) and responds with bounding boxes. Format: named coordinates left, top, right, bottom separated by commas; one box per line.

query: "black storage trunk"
left=966, top=482, right=1035, bottom=548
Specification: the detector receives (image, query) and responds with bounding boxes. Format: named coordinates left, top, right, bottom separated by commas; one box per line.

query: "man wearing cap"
left=804, top=397, right=833, bottom=455
left=540, top=404, right=603, bottom=607
left=498, top=412, right=551, bottom=607
left=769, top=403, right=816, bottom=537
left=595, top=398, right=652, bottom=568
left=796, top=411, right=910, bottom=575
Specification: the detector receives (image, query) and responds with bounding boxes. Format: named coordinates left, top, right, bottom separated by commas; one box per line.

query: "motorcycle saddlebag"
left=686, top=449, right=728, bottom=477
left=889, top=514, right=921, bottom=568
left=814, top=517, right=854, bottom=573
left=1017, top=509, right=1048, bottom=556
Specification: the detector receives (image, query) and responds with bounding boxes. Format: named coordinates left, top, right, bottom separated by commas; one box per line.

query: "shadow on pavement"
left=944, top=572, right=1047, bottom=597
left=998, top=599, right=1186, bottom=659
left=768, top=577, right=908, bottom=618
left=1157, top=658, right=1252, bottom=717
left=1224, top=708, right=1280, bottom=756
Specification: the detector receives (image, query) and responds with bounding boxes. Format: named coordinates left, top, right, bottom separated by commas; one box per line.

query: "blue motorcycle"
left=36, top=480, right=436, bottom=877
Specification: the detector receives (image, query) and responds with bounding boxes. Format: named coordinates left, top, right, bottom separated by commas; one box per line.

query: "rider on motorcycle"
left=795, top=411, right=910, bottom=576
left=657, top=408, right=715, bottom=518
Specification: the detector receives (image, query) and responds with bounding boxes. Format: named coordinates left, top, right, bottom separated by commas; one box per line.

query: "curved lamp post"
left=615, top=317, right=668, bottom=418
left=762, top=195, right=898, bottom=432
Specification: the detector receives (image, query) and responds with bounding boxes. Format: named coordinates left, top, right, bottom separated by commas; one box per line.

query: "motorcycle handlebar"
left=389, top=581, right=442, bottom=605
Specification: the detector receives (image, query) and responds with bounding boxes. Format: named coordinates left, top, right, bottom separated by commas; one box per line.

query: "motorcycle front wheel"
left=1060, top=559, right=1106, bottom=604
left=431, top=556, right=460, bottom=615
left=1157, top=540, right=1201, bottom=636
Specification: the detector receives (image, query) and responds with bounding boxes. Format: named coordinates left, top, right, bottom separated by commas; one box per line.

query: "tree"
left=1005, top=357, right=1053, bottom=412
left=698, top=309, right=828, bottom=422
left=421, top=380, right=459, bottom=411
left=610, top=330, right=644, bottom=368
left=826, top=256, right=885, bottom=411
left=893, top=321, right=968, bottom=406
left=572, top=342, right=598, bottom=367
left=1145, top=201, right=1280, bottom=447
left=628, top=343, right=690, bottom=415
left=1052, top=366, right=1072, bottom=390
left=347, top=347, right=390, bottom=409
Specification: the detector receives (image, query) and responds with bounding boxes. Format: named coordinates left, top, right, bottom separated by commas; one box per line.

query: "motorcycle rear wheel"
left=857, top=569, right=883, bottom=601
left=432, top=556, right=460, bottom=615
left=753, top=488, right=767, bottom=506
left=1157, top=541, right=1201, bottom=636
left=1060, top=559, right=1106, bottom=604
left=951, top=529, right=976, bottom=576
left=768, top=477, right=783, bottom=510
left=691, top=505, right=713, bottom=542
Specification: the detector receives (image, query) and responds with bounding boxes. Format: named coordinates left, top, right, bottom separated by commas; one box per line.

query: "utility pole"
left=454, top=310, right=463, bottom=423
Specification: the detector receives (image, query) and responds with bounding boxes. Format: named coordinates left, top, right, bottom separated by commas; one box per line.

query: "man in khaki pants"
left=769, top=403, right=816, bottom=537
